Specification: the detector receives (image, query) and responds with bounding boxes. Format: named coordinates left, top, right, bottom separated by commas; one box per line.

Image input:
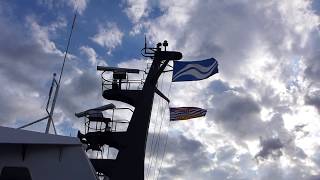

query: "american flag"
left=169, top=107, right=207, bottom=121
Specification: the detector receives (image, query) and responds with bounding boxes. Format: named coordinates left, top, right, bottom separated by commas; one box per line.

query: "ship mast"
left=112, top=41, right=181, bottom=179
left=77, top=40, right=182, bottom=179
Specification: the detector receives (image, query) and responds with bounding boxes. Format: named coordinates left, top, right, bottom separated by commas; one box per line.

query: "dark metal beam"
left=155, top=88, right=170, bottom=103
left=97, top=66, right=140, bottom=74
left=75, top=104, right=116, bottom=118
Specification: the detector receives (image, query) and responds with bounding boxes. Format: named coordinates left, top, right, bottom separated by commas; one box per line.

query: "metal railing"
left=101, top=72, right=145, bottom=92
left=101, top=79, right=145, bottom=91
left=83, top=107, right=133, bottom=134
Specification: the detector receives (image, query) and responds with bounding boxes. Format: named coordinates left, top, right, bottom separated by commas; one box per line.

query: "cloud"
left=38, top=0, right=89, bottom=14
left=26, top=16, right=66, bottom=55
left=80, top=46, right=98, bottom=65
left=80, top=45, right=107, bottom=66
left=255, top=137, right=284, bottom=160
left=305, top=89, right=320, bottom=113
left=311, top=0, right=320, bottom=15
left=57, top=69, right=101, bottom=118
left=202, top=80, right=271, bottom=141
left=124, top=0, right=149, bottom=23
left=0, top=3, right=99, bottom=133
left=66, top=0, right=89, bottom=14
left=91, top=23, right=124, bottom=55
left=155, top=133, right=214, bottom=180
left=129, top=0, right=320, bottom=178
left=1, top=0, right=320, bottom=179
left=0, top=7, right=66, bottom=125
left=209, top=89, right=265, bottom=139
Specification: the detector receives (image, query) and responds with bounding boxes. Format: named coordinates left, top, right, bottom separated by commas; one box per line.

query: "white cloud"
left=124, top=0, right=149, bottom=23
left=80, top=45, right=107, bottom=66
left=80, top=46, right=97, bottom=65
left=126, top=0, right=320, bottom=179
left=91, top=23, right=124, bottom=55
left=0, top=6, right=101, bottom=136
left=0, top=13, right=67, bottom=127
left=38, top=0, right=89, bottom=14
left=66, top=0, right=89, bottom=14
left=1, top=0, right=320, bottom=179
left=26, top=16, right=65, bottom=55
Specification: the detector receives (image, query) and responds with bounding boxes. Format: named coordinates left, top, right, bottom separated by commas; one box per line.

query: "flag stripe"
left=170, top=107, right=207, bottom=121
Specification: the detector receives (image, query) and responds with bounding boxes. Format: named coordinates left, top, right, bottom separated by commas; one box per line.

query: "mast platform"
left=102, top=89, right=141, bottom=107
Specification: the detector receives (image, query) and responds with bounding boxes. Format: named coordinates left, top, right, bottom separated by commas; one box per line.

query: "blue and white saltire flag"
left=170, top=107, right=207, bottom=121
left=172, top=58, right=218, bottom=82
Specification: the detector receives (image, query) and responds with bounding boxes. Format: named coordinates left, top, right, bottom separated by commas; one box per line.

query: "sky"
left=0, top=0, right=320, bottom=179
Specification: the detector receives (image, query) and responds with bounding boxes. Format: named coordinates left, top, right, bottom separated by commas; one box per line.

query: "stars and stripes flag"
left=169, top=107, right=207, bottom=121
left=172, top=58, right=218, bottom=82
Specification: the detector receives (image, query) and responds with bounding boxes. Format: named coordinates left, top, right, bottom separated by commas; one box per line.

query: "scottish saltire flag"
left=170, top=107, right=207, bottom=121
left=172, top=58, right=218, bottom=82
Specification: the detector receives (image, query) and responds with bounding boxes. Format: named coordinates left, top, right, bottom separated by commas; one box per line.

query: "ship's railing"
left=101, top=78, right=145, bottom=91
left=84, top=116, right=109, bottom=133
left=83, top=107, right=132, bottom=134
left=109, top=107, right=132, bottom=132
left=101, top=71, right=145, bottom=92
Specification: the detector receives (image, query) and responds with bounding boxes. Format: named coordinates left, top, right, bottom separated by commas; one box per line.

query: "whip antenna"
left=44, top=13, right=77, bottom=133
left=17, top=12, right=78, bottom=134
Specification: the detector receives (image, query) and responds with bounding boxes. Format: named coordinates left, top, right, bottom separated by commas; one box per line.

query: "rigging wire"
left=155, top=81, right=173, bottom=180
left=146, top=99, right=160, bottom=178
left=154, top=63, right=173, bottom=179
left=146, top=74, right=164, bottom=179
left=149, top=70, right=172, bottom=180
left=154, top=73, right=172, bottom=177
left=152, top=80, right=166, bottom=177
left=151, top=76, right=166, bottom=179
left=151, top=104, right=167, bottom=179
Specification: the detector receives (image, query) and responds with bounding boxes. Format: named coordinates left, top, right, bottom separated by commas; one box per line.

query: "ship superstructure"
left=75, top=40, right=182, bottom=179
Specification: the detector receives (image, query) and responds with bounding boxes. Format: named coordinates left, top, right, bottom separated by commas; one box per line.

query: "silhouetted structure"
left=75, top=40, right=182, bottom=179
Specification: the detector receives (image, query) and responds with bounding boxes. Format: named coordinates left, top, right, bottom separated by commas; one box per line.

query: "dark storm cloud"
left=205, top=80, right=298, bottom=142
left=158, top=134, right=258, bottom=179
left=58, top=70, right=101, bottom=118
left=164, top=133, right=211, bottom=169
left=207, top=82, right=265, bottom=139
left=156, top=132, right=254, bottom=180
left=311, top=146, right=320, bottom=168
left=305, top=90, right=320, bottom=113
left=302, top=28, right=320, bottom=107
left=301, top=23, right=320, bottom=115
left=304, top=51, right=320, bottom=82
left=255, top=137, right=284, bottom=160
left=203, top=79, right=308, bottom=166
left=157, top=133, right=214, bottom=179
